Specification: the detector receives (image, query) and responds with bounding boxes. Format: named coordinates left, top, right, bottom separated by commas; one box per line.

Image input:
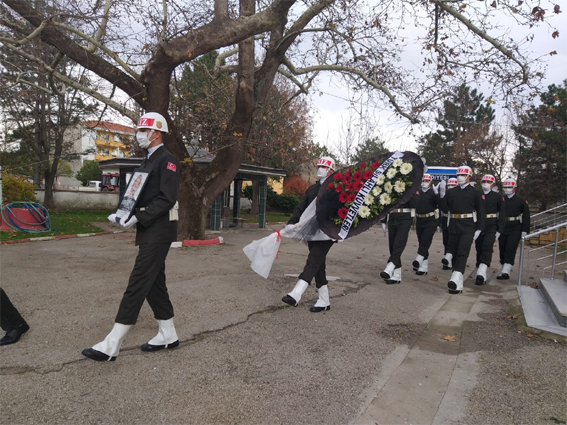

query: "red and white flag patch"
left=167, top=162, right=176, bottom=172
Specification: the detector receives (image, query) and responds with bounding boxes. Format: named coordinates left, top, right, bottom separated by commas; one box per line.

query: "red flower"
left=355, top=181, right=363, bottom=191
left=338, top=208, right=348, bottom=219
left=372, top=160, right=380, bottom=169
left=342, top=175, right=351, bottom=185
left=334, top=172, right=343, bottom=181
left=348, top=182, right=356, bottom=192
left=339, top=192, right=348, bottom=203
left=335, top=184, right=343, bottom=193
left=361, top=162, right=366, bottom=170
left=347, top=194, right=356, bottom=203
left=344, top=170, right=351, bottom=179
left=363, top=170, right=374, bottom=180
left=328, top=182, right=335, bottom=190
left=353, top=170, right=362, bottom=181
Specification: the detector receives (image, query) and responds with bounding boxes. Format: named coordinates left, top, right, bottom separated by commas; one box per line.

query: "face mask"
left=481, top=183, right=492, bottom=191
left=136, top=131, right=153, bottom=148
left=457, top=176, right=467, bottom=185
left=317, top=167, right=328, bottom=179
left=503, top=188, right=513, bottom=195
left=421, top=183, right=430, bottom=190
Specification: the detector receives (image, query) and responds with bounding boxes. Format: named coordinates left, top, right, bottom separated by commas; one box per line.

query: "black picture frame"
left=115, top=169, right=151, bottom=221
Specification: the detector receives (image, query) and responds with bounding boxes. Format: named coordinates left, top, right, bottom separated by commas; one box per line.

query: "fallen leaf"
left=526, top=333, right=534, bottom=337
left=507, top=314, right=520, bottom=320
left=357, top=256, right=362, bottom=259
left=530, top=283, right=539, bottom=289
left=431, top=276, right=439, bottom=281
left=442, top=335, right=456, bottom=342
left=98, top=245, right=105, bottom=248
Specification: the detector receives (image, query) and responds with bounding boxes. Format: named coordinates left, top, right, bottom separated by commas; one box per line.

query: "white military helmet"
left=457, top=165, right=472, bottom=176
left=503, top=178, right=517, bottom=189
left=422, top=173, right=432, bottom=182
left=447, top=177, right=458, bottom=188
left=482, top=174, right=496, bottom=183
left=137, top=112, right=168, bottom=133
left=317, top=156, right=335, bottom=170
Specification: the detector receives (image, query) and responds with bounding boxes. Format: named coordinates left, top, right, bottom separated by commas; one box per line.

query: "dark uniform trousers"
left=299, top=240, right=336, bottom=289
left=387, top=213, right=413, bottom=268
left=0, top=288, right=27, bottom=332
left=441, top=215, right=449, bottom=254
left=113, top=145, right=179, bottom=325
left=475, top=191, right=505, bottom=268
left=475, top=229, right=497, bottom=267
left=416, top=218, right=437, bottom=259
left=289, top=181, right=336, bottom=288
left=440, top=185, right=485, bottom=274
left=499, top=194, right=530, bottom=266
left=115, top=243, right=174, bottom=325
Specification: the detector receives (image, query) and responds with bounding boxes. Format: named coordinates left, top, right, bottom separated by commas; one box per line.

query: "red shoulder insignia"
left=525, top=200, right=528, bottom=204
left=167, top=162, right=177, bottom=172
left=482, top=194, right=485, bottom=200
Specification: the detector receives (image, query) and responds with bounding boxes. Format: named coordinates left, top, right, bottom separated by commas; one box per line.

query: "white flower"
left=394, top=180, right=406, bottom=193
left=393, top=158, right=403, bottom=167
left=358, top=205, right=371, bottom=218
left=384, top=181, right=393, bottom=193
left=376, top=175, right=385, bottom=185
left=400, top=162, right=413, bottom=175
left=379, top=193, right=391, bottom=205
left=364, top=194, right=375, bottom=205
left=386, top=168, right=397, bottom=179
left=372, top=186, right=381, bottom=197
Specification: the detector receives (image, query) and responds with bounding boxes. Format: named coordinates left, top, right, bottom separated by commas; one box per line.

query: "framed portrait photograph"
left=115, top=169, right=151, bottom=220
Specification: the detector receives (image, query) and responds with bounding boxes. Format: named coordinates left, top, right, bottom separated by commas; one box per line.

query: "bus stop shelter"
left=98, top=156, right=286, bottom=230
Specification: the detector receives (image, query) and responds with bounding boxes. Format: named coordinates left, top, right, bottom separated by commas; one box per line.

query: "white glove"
left=473, top=230, right=481, bottom=241
left=439, top=180, right=447, bottom=198
left=107, top=213, right=117, bottom=224
left=421, top=157, right=428, bottom=173
left=521, top=231, right=527, bottom=239
left=120, top=215, right=138, bottom=228
left=432, top=183, right=439, bottom=195
left=284, top=224, right=294, bottom=233
left=495, top=232, right=500, bottom=240
left=470, top=181, right=476, bottom=187
left=437, top=226, right=441, bottom=233
left=381, top=223, right=387, bottom=236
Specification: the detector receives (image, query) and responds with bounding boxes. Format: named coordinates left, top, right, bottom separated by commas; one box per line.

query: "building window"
left=99, top=133, right=110, bottom=141
left=101, top=149, right=110, bottom=156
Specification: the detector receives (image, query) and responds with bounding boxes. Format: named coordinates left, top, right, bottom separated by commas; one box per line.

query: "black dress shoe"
left=442, top=258, right=449, bottom=266
left=442, top=265, right=452, bottom=270
left=412, top=260, right=420, bottom=269
left=475, top=275, right=486, bottom=285
left=310, top=305, right=330, bottom=313
left=496, top=273, right=509, bottom=280
left=0, top=323, right=29, bottom=346
left=416, top=271, right=427, bottom=276
left=81, top=348, right=116, bottom=361
left=447, top=281, right=462, bottom=294
left=380, top=271, right=391, bottom=280
left=141, top=340, right=179, bottom=352
left=386, top=279, right=400, bottom=285
left=282, top=295, right=298, bottom=307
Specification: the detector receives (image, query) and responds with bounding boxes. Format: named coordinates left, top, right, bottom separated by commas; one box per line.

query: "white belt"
left=450, top=213, right=474, bottom=219
left=506, top=215, right=522, bottom=222
left=486, top=213, right=498, bottom=218
left=417, top=212, right=436, bottom=218
left=391, top=208, right=411, bottom=213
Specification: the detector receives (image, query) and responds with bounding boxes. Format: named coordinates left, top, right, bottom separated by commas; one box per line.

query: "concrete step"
left=517, top=286, right=567, bottom=337
left=540, top=278, right=567, bottom=327
left=564, top=269, right=567, bottom=283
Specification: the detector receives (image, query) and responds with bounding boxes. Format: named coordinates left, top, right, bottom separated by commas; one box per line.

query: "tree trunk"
left=250, top=181, right=260, bottom=215
left=43, top=168, right=55, bottom=209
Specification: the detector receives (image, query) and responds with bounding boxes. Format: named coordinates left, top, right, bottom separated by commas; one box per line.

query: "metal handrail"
left=531, top=203, right=567, bottom=219
left=543, top=260, right=567, bottom=277
left=530, top=203, right=567, bottom=233
left=518, top=221, right=567, bottom=286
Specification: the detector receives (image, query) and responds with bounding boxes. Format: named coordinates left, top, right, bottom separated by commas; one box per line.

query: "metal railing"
left=518, top=221, right=567, bottom=286
left=530, top=203, right=567, bottom=233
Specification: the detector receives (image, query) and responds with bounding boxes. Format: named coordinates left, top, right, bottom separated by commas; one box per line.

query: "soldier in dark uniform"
left=379, top=191, right=419, bottom=284
left=497, top=178, right=530, bottom=280
left=438, top=165, right=485, bottom=294
left=475, top=174, right=506, bottom=285
left=82, top=112, right=180, bottom=362
left=282, top=156, right=336, bottom=312
left=440, top=178, right=458, bottom=269
left=0, top=288, right=30, bottom=346
left=412, top=174, right=439, bottom=275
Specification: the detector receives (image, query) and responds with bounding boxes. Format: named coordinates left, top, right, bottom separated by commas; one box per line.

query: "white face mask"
left=421, top=183, right=430, bottom=190
left=136, top=130, right=153, bottom=148
left=317, top=167, right=329, bottom=179
left=481, top=183, right=492, bottom=192
left=457, top=175, right=467, bottom=185
left=503, top=188, right=513, bottom=195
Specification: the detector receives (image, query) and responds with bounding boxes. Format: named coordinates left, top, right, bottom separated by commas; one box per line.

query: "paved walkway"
left=1, top=224, right=565, bottom=424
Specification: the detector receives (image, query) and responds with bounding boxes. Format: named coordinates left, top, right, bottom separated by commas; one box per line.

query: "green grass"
left=1, top=210, right=112, bottom=241
left=235, top=211, right=291, bottom=223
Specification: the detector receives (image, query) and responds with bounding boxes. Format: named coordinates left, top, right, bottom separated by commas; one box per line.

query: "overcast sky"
left=310, top=10, right=567, bottom=155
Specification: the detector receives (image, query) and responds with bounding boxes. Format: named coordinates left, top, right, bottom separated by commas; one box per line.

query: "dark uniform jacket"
left=503, top=193, right=530, bottom=235
left=134, top=146, right=179, bottom=245
left=416, top=188, right=438, bottom=228
left=289, top=181, right=321, bottom=224
left=440, top=184, right=485, bottom=234
left=483, top=190, right=506, bottom=234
